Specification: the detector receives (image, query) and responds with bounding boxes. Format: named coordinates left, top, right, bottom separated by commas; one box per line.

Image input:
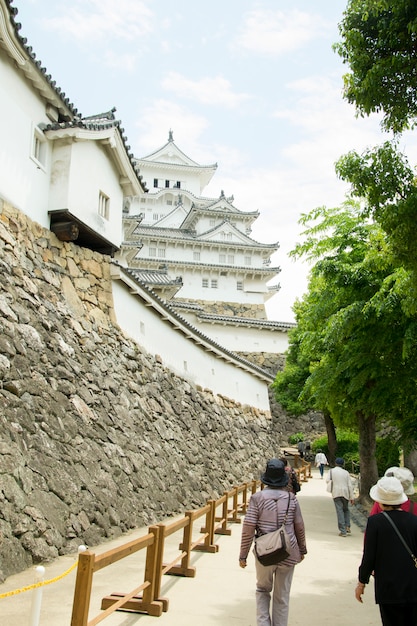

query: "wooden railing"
left=70, top=479, right=261, bottom=626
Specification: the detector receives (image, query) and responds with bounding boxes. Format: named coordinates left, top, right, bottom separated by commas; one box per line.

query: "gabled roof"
left=44, top=108, right=147, bottom=196
left=135, top=130, right=217, bottom=189
left=199, top=220, right=279, bottom=250
left=130, top=223, right=279, bottom=251
left=180, top=191, right=259, bottom=231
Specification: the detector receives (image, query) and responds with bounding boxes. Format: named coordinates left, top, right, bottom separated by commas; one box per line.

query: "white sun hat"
left=369, top=476, right=408, bottom=505
left=384, top=466, right=415, bottom=496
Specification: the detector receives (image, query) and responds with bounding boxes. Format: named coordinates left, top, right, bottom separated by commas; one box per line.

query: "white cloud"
left=42, top=0, right=153, bottom=43
left=133, top=99, right=209, bottom=156
left=234, top=9, right=328, bottom=56
left=161, top=72, right=251, bottom=108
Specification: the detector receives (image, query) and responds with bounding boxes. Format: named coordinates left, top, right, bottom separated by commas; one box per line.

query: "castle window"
left=153, top=178, right=158, bottom=188
left=219, top=254, right=226, bottom=263
left=202, top=278, right=209, bottom=288
left=228, top=255, right=234, bottom=264
left=158, top=247, right=166, bottom=258
left=211, top=279, right=218, bottom=289
left=149, top=247, right=156, bottom=257
left=175, top=181, right=181, bottom=188
left=237, top=281, right=243, bottom=291
left=31, top=126, right=47, bottom=169
left=193, top=251, right=200, bottom=261
left=98, top=191, right=110, bottom=219
left=245, top=255, right=252, bottom=265
left=165, top=180, right=170, bottom=188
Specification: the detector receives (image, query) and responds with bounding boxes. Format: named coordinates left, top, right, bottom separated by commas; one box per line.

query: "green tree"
left=284, top=201, right=417, bottom=500
left=335, top=0, right=417, bottom=133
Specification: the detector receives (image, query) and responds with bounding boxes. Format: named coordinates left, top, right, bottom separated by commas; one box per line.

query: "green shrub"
left=311, top=430, right=400, bottom=475
left=288, top=432, right=305, bottom=445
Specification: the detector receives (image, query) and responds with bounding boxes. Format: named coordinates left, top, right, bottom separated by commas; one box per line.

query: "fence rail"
left=70, top=467, right=309, bottom=626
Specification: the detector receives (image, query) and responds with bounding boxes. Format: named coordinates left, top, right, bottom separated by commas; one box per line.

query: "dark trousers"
left=379, top=603, right=417, bottom=626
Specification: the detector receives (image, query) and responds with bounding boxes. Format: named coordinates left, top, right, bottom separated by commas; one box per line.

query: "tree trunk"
left=357, top=411, right=379, bottom=503
left=324, top=410, right=337, bottom=466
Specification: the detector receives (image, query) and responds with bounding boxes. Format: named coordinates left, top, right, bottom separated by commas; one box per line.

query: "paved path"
left=0, top=468, right=380, bottom=626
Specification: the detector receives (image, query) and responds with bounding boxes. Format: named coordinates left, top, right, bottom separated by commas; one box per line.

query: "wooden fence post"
left=70, top=551, right=95, bottom=626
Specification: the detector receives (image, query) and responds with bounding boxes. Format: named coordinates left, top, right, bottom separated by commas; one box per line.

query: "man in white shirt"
left=326, top=457, right=355, bottom=537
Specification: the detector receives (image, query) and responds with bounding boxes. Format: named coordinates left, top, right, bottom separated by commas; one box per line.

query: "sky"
left=14, top=0, right=417, bottom=322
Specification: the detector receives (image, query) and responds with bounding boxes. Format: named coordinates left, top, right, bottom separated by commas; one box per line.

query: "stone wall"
left=0, top=200, right=282, bottom=581
left=174, top=298, right=267, bottom=319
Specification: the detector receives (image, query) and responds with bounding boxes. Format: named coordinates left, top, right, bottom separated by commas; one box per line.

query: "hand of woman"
left=355, top=582, right=365, bottom=603
left=239, top=558, right=247, bottom=568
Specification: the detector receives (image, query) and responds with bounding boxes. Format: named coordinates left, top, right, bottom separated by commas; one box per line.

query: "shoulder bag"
left=254, top=494, right=291, bottom=566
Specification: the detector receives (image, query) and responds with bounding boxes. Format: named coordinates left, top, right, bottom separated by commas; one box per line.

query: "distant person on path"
left=314, top=449, right=328, bottom=478
left=369, top=466, right=416, bottom=516
left=239, top=458, right=307, bottom=626
left=326, top=457, right=354, bottom=536
left=355, top=476, right=417, bottom=625
left=297, top=440, right=305, bottom=459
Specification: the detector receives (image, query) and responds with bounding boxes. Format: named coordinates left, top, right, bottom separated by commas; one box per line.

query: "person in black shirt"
left=355, top=476, right=417, bottom=625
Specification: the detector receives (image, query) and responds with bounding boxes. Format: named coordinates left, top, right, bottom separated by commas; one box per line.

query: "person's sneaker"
left=339, top=532, right=347, bottom=537
left=346, top=527, right=351, bottom=534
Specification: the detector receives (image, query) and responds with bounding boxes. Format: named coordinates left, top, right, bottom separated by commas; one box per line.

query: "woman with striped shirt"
left=239, top=458, right=307, bottom=626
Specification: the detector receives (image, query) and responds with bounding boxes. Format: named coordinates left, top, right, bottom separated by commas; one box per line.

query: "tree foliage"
left=274, top=201, right=417, bottom=497
left=335, top=0, right=417, bottom=133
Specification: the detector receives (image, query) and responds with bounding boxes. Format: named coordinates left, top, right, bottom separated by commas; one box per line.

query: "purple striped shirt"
left=239, top=488, right=307, bottom=566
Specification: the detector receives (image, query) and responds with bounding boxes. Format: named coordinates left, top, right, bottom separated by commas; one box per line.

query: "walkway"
left=0, top=468, right=380, bottom=626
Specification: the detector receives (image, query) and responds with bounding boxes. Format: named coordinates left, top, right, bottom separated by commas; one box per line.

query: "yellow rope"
left=0, top=559, right=79, bottom=599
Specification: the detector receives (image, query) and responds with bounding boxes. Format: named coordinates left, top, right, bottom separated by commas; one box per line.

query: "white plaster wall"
left=139, top=163, right=202, bottom=196
left=49, top=139, right=124, bottom=247
left=0, top=53, right=52, bottom=228
left=112, top=280, right=272, bottom=411
left=179, top=269, right=266, bottom=304
left=189, top=320, right=289, bottom=354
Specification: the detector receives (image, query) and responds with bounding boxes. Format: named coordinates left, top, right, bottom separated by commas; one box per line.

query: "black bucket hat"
left=261, top=459, right=289, bottom=487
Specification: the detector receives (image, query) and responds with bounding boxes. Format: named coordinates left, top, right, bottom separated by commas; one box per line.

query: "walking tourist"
left=369, top=466, right=416, bottom=516
left=297, top=440, right=305, bottom=459
left=239, top=458, right=307, bottom=626
left=355, top=475, right=417, bottom=625
left=326, top=457, right=354, bottom=536
left=314, top=449, right=328, bottom=478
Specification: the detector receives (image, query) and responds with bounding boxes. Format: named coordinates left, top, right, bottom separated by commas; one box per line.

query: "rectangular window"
left=219, top=254, right=226, bottom=263
left=166, top=200, right=173, bottom=205
left=165, top=180, right=170, bottom=188
left=227, top=233, right=232, bottom=240
left=32, top=126, right=47, bottom=168
left=237, top=281, right=243, bottom=291
left=153, top=178, right=158, bottom=188
left=157, top=247, right=165, bottom=258
left=244, top=256, right=252, bottom=265
left=227, top=255, right=234, bottom=264
left=193, top=251, right=200, bottom=261
left=175, top=181, right=181, bottom=188
left=98, top=191, right=110, bottom=219
left=149, top=247, right=157, bottom=257
left=202, top=278, right=209, bottom=288
left=211, top=279, right=218, bottom=289
left=153, top=213, right=159, bottom=221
